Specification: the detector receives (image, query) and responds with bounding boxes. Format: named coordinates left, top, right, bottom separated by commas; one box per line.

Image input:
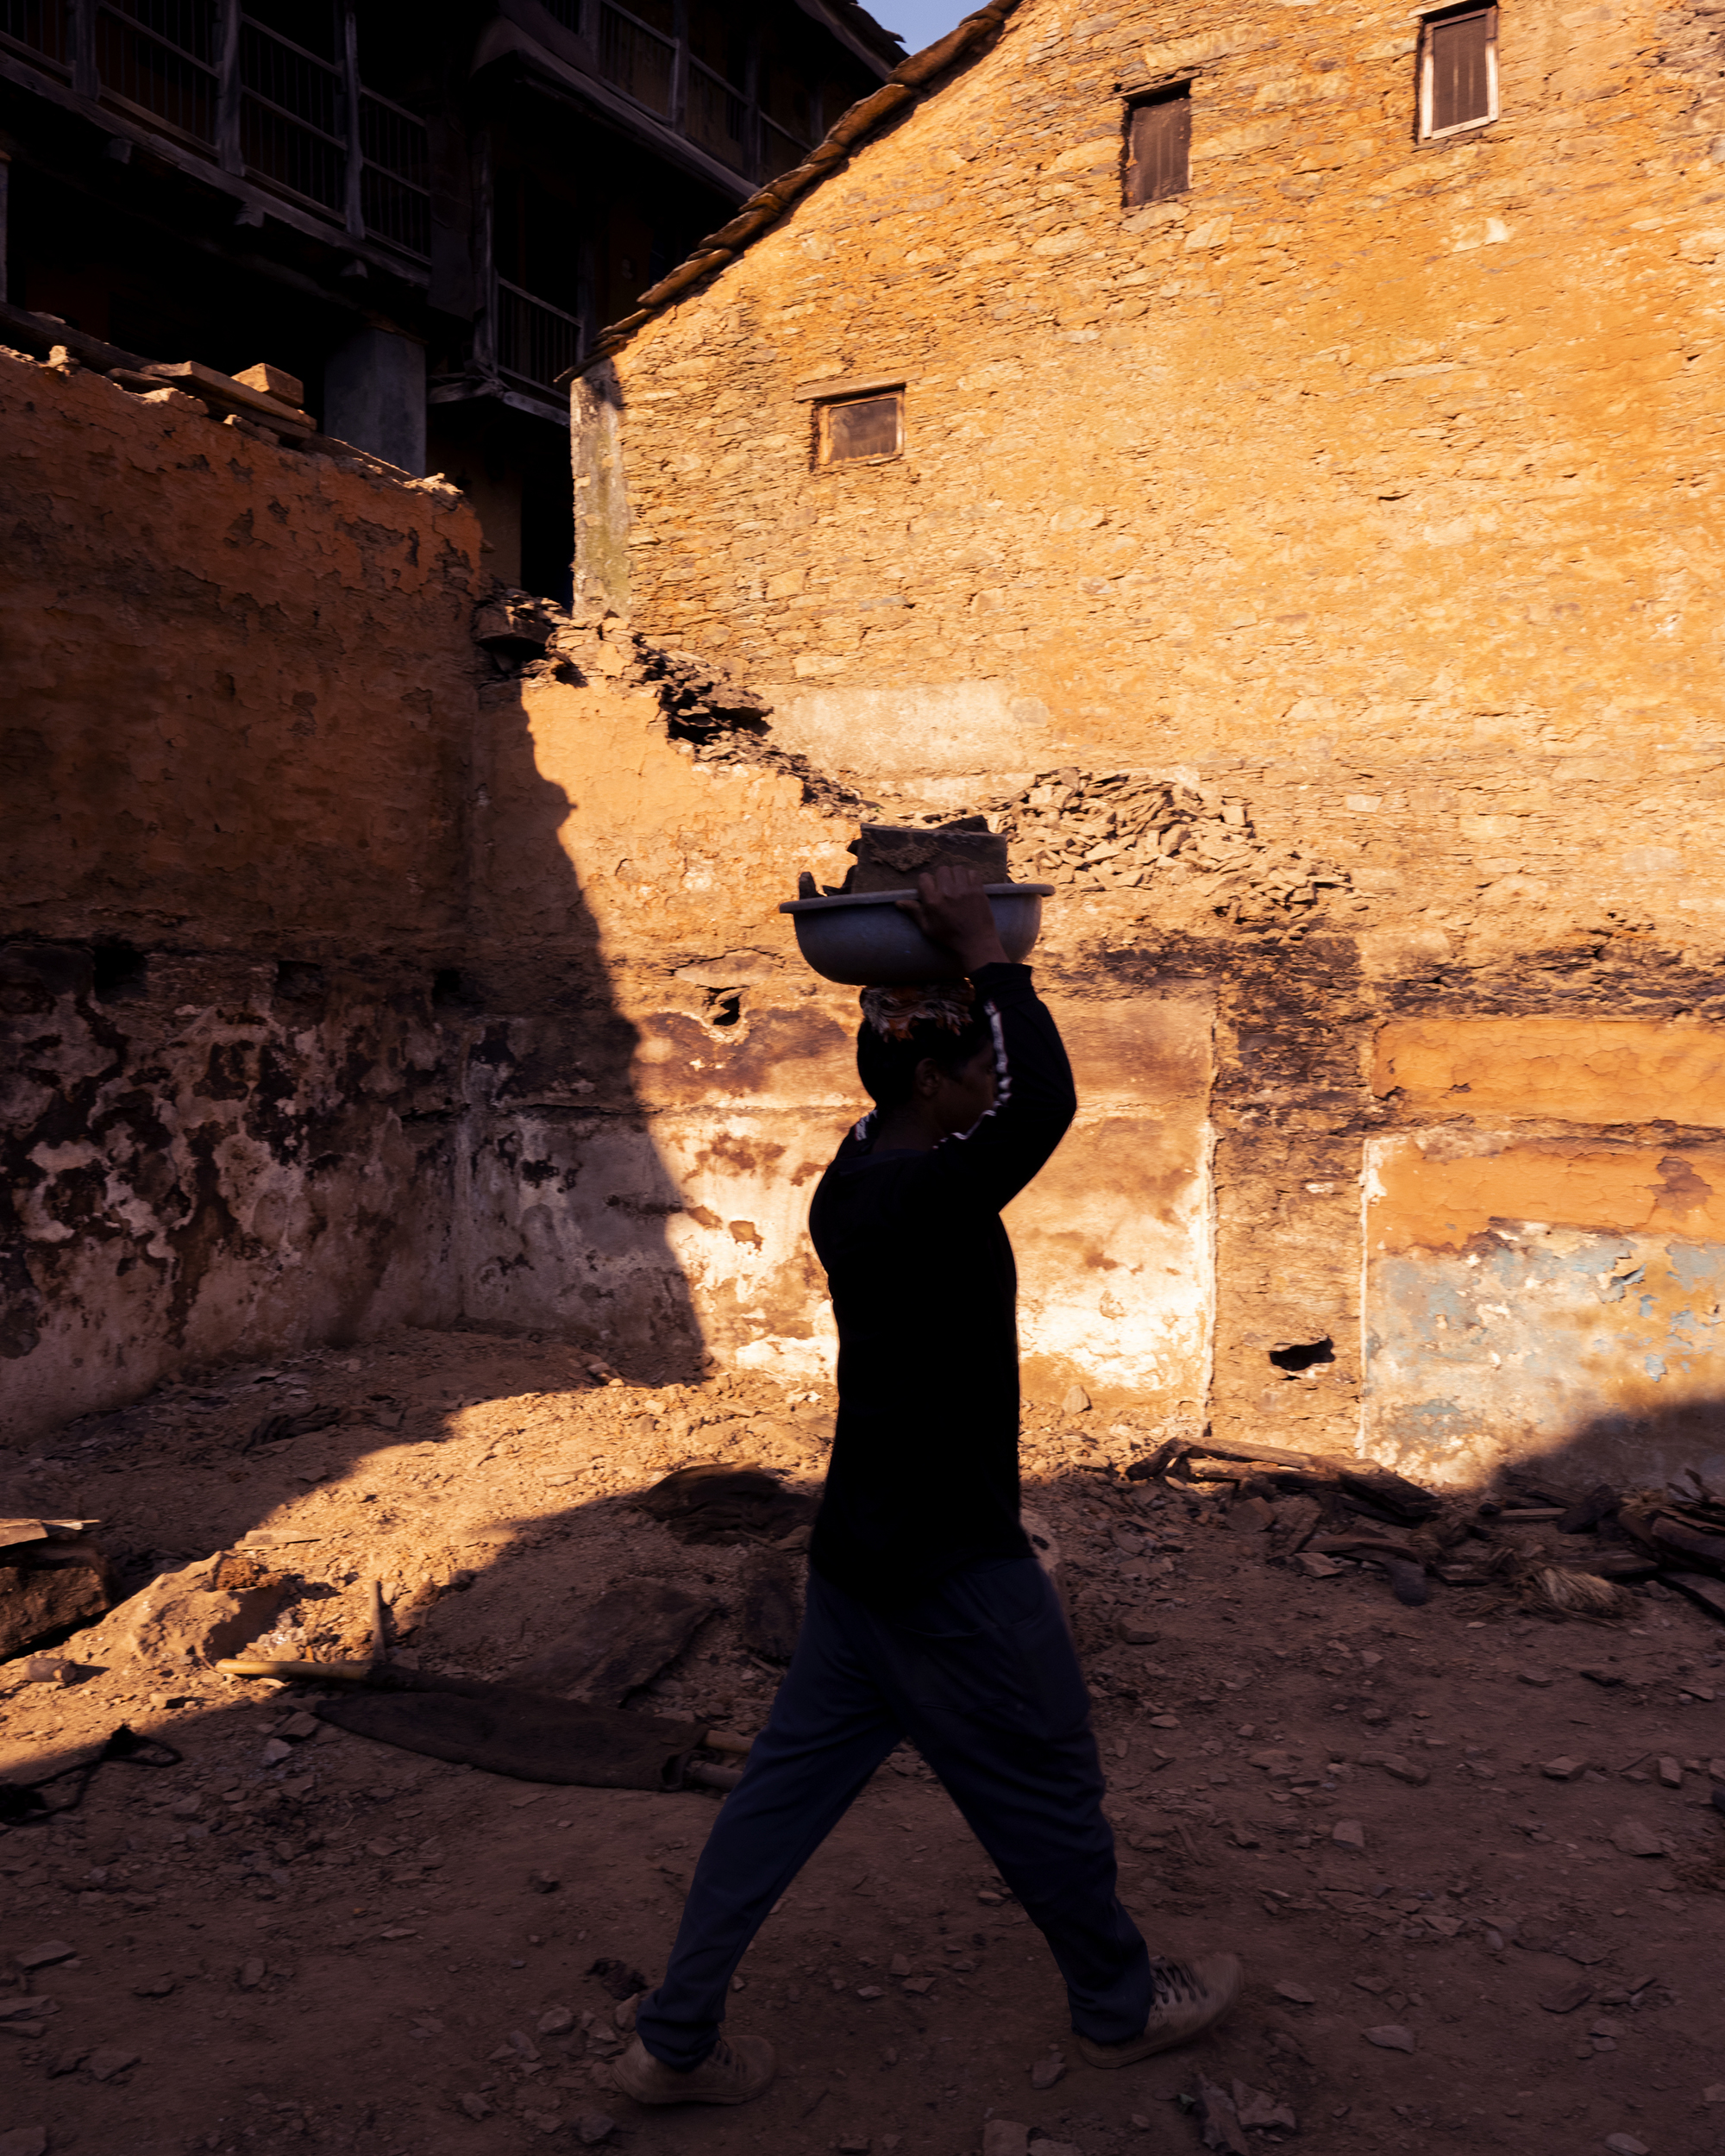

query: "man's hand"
left=896, top=864, right=1009, bottom=973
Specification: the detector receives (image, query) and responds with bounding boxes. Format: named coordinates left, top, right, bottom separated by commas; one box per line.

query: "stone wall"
left=5, top=344, right=1216, bottom=1444
left=1, top=348, right=490, bottom=1436
left=577, top=0, right=1725, bottom=1489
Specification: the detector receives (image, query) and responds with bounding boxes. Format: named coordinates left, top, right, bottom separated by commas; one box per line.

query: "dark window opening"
left=91, top=939, right=148, bottom=1001
left=1269, top=1337, right=1335, bottom=1375
left=1421, top=4, right=1496, bottom=139
left=1125, top=85, right=1190, bottom=207
left=819, top=391, right=902, bottom=466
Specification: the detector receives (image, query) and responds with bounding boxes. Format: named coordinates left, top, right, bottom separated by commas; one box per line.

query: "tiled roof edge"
left=569, top=0, right=1023, bottom=378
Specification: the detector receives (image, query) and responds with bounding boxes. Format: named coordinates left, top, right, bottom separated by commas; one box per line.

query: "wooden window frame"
left=1417, top=3, right=1499, bottom=143
left=814, top=388, right=904, bottom=469
left=1122, top=78, right=1193, bottom=208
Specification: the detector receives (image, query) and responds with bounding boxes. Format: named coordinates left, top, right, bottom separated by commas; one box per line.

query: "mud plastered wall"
left=0, top=342, right=1213, bottom=1443
left=465, top=672, right=1215, bottom=1420
left=581, top=0, right=1725, bottom=1483
left=1, top=349, right=486, bottom=1437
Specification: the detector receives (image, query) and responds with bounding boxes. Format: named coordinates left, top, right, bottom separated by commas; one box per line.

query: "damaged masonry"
left=4, top=0, right=1725, bottom=2153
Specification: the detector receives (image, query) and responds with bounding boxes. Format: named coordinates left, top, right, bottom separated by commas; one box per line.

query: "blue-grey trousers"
left=634, top=1555, right=1152, bottom=2067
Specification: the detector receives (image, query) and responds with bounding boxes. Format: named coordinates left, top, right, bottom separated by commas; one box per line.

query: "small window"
left=818, top=391, right=902, bottom=466
left=1420, top=4, right=1497, bottom=140
left=1125, top=85, right=1191, bottom=206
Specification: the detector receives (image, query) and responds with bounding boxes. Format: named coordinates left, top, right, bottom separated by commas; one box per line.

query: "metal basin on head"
left=778, top=884, right=1055, bottom=987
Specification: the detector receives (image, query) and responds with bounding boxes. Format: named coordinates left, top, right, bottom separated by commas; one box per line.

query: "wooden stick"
left=368, top=1579, right=388, bottom=1662
left=216, top=1657, right=378, bottom=1682
left=685, top=1760, right=744, bottom=1792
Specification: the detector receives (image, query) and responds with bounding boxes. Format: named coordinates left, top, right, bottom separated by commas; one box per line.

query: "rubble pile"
left=1118, top=1434, right=1725, bottom=1631
left=3, top=1337, right=1724, bottom=2155
left=973, top=771, right=1352, bottom=918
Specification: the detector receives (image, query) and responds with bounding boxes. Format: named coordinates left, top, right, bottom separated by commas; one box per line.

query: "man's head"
left=856, top=983, right=999, bottom=1136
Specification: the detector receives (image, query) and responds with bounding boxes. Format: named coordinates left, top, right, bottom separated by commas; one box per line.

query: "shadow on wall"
left=0, top=692, right=708, bottom=1441
left=455, top=675, right=709, bottom=1384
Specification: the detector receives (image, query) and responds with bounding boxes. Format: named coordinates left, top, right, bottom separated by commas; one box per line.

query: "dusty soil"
left=3, top=1329, right=1723, bottom=2156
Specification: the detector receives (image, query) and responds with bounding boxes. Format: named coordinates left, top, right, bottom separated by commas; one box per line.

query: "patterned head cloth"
left=859, top=981, right=977, bottom=1040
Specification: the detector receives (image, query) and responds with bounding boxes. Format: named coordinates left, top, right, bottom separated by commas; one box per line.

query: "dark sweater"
left=806, top=962, right=1078, bottom=1611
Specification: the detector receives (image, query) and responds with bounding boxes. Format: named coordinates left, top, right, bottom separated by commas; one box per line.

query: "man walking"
left=616, top=867, right=1240, bottom=2105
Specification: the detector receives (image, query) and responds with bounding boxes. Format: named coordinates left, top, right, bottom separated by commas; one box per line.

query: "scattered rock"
left=739, top=1554, right=804, bottom=1664
left=513, top=1581, right=720, bottom=1703
left=888, top=1953, right=912, bottom=1977
left=536, top=2005, right=575, bottom=2034
left=0, top=2131, right=49, bottom=2156
left=1118, top=1620, right=1160, bottom=1645
left=1517, top=1668, right=1554, bottom=1687
left=1295, top=1552, right=1344, bottom=1579
left=132, top=1974, right=175, bottom=1997
left=238, top=1957, right=265, bottom=1989
left=1363, top=2025, right=1416, bottom=2052
left=636, top=1463, right=817, bottom=1546
left=528, top=1871, right=561, bottom=1894
left=1062, top=1384, right=1090, bottom=1414
left=574, top=2114, right=615, bottom=2147
left=1031, top=2051, right=1066, bottom=2090
left=1228, top=1498, right=1276, bottom=1535
left=18, top=1654, right=73, bottom=1685
left=15, top=1941, right=75, bottom=1971
left=85, top=2045, right=141, bottom=2081
left=1603, top=2137, right=1649, bottom=2156
left=261, top=1739, right=292, bottom=1766
left=0, top=1537, right=113, bottom=1658
left=1273, top=1981, right=1316, bottom=2005
left=1542, top=1757, right=1588, bottom=1782
left=279, top=1711, right=320, bottom=1739
left=1377, top=1756, right=1430, bottom=1787
left=1609, top=1820, right=1666, bottom=1858
left=1540, top=1980, right=1593, bottom=2015
left=459, top=2092, right=493, bottom=2119
left=1331, top=1819, right=1366, bottom=1851
left=1657, top=1756, right=1681, bottom=1789
left=587, top=1957, right=649, bottom=2002
left=1233, top=2083, right=1297, bottom=2131
left=1195, top=2074, right=1250, bottom=2155
left=982, top=2124, right=1029, bottom=2156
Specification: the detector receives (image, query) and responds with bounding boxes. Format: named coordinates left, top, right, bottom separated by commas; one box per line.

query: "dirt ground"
left=3, top=1329, right=1724, bottom=2156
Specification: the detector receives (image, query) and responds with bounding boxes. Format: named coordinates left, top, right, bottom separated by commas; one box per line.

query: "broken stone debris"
left=1194, top=2075, right=1251, bottom=2155
left=66, top=1549, right=287, bottom=1671
left=848, top=816, right=1010, bottom=893
left=981, top=770, right=1351, bottom=920
left=1118, top=1447, right=1725, bottom=1626
left=1609, top=1820, right=1667, bottom=1858
left=511, top=1579, right=719, bottom=1704
left=634, top=1462, right=818, bottom=1547
left=0, top=1516, right=112, bottom=1658
left=1363, top=2024, right=1416, bottom=2052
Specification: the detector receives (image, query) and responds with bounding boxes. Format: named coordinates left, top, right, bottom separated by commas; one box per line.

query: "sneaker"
left=612, top=2031, right=776, bottom=2106
left=1076, top=1953, right=1244, bottom=2068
